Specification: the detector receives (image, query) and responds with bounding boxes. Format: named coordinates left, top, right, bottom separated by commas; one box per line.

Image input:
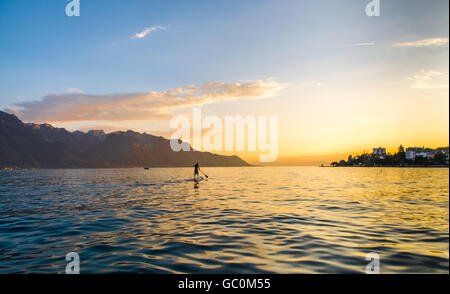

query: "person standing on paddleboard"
left=193, top=162, right=200, bottom=180
left=193, top=162, right=208, bottom=180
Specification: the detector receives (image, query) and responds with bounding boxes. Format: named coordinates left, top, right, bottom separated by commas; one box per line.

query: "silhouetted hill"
left=0, top=111, right=95, bottom=168
left=86, top=131, right=248, bottom=167
left=26, top=123, right=106, bottom=152
left=0, top=110, right=249, bottom=169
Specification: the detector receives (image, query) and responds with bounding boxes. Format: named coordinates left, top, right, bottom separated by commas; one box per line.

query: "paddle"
left=199, top=169, right=209, bottom=178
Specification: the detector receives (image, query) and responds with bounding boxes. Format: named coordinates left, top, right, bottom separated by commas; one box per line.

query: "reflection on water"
left=0, top=167, right=448, bottom=273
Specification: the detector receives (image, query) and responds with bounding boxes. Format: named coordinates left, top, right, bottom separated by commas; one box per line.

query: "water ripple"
left=0, top=167, right=448, bottom=273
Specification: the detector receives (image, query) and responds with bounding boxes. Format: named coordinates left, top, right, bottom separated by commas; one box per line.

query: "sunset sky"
left=0, top=0, right=448, bottom=164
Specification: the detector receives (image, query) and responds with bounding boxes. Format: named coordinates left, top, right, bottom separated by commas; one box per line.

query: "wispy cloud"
left=7, top=80, right=287, bottom=123
left=63, top=87, right=84, bottom=94
left=393, top=37, right=449, bottom=48
left=408, top=70, right=449, bottom=89
left=338, top=42, right=376, bottom=47
left=131, top=25, right=168, bottom=39
left=300, top=81, right=325, bottom=87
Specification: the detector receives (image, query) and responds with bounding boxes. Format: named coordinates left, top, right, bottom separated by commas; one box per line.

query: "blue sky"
left=1, top=0, right=447, bottom=102
left=0, top=0, right=448, bottom=160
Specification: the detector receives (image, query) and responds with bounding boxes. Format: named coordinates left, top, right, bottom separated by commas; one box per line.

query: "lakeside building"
left=405, top=147, right=449, bottom=161
left=373, top=147, right=387, bottom=159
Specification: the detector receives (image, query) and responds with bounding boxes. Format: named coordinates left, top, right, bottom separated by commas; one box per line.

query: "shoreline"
left=325, top=165, right=449, bottom=168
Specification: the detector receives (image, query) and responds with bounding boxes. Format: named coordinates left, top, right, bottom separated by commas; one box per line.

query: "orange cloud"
left=7, top=80, right=286, bottom=123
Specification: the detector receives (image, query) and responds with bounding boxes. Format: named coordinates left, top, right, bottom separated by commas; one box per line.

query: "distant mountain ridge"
left=0, top=111, right=249, bottom=169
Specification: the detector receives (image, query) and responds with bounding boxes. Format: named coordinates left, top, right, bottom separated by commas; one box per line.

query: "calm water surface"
left=0, top=167, right=448, bottom=273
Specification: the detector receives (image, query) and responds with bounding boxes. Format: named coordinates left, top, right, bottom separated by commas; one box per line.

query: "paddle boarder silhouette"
left=193, top=162, right=200, bottom=180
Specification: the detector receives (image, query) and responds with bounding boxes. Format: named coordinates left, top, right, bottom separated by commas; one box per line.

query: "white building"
left=405, top=148, right=415, bottom=160
left=373, top=147, right=386, bottom=159
left=405, top=147, right=436, bottom=160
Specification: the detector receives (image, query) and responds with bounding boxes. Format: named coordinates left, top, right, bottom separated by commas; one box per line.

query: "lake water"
left=0, top=167, right=448, bottom=273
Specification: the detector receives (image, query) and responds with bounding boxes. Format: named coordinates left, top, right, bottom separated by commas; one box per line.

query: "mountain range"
left=0, top=111, right=249, bottom=169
